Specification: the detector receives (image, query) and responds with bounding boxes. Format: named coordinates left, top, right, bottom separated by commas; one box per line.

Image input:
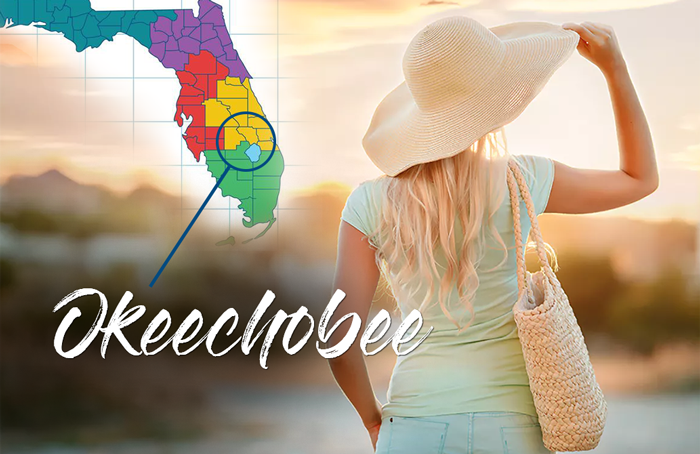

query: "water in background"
left=11, top=387, right=700, bottom=454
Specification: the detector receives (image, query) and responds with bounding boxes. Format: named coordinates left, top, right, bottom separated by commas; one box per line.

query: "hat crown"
left=403, top=16, right=505, bottom=112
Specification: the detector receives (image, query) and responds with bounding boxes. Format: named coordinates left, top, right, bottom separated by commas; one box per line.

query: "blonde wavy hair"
left=368, top=129, right=511, bottom=332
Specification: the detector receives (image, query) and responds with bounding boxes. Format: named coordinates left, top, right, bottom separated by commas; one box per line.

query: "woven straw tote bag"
left=506, top=159, right=607, bottom=452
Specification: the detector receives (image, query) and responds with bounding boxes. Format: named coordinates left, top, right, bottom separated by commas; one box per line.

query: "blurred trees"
left=528, top=251, right=699, bottom=355
left=607, top=268, right=699, bottom=354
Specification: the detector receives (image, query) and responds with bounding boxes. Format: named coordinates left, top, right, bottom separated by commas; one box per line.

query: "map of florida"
left=0, top=0, right=284, bottom=242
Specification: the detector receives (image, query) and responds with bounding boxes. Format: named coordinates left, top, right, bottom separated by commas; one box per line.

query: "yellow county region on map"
left=203, top=77, right=273, bottom=152
left=201, top=76, right=283, bottom=236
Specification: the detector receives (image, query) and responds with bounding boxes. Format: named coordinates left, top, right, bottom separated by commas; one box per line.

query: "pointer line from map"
left=150, top=112, right=278, bottom=287
left=150, top=166, right=231, bottom=288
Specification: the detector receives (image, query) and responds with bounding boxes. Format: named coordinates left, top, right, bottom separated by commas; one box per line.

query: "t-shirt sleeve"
left=340, top=181, right=377, bottom=237
left=512, top=154, right=555, bottom=216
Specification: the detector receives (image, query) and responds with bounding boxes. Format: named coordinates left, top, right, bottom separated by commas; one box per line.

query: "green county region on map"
left=0, top=0, right=284, bottom=244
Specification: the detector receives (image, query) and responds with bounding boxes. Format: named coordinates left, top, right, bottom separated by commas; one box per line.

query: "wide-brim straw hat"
left=362, top=16, right=579, bottom=176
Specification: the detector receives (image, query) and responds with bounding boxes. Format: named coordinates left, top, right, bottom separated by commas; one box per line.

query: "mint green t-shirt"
left=340, top=154, right=555, bottom=419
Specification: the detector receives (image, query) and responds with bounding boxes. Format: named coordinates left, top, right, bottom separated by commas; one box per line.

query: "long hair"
left=368, top=129, right=510, bottom=332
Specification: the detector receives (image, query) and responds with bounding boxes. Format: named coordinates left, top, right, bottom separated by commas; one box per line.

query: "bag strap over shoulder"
left=506, top=158, right=558, bottom=295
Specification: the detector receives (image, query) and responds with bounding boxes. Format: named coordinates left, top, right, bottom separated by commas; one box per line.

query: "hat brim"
left=362, top=22, right=579, bottom=177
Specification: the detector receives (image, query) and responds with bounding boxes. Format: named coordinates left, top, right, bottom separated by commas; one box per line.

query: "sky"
left=0, top=0, right=698, bottom=222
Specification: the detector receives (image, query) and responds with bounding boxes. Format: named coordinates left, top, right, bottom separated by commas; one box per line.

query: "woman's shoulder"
left=508, top=154, right=556, bottom=215
left=510, top=154, right=554, bottom=177
left=347, top=176, right=388, bottom=203
left=358, top=175, right=388, bottom=188
left=341, top=176, right=387, bottom=237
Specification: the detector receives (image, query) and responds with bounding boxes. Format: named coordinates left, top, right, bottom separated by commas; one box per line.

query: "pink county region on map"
left=0, top=0, right=284, bottom=243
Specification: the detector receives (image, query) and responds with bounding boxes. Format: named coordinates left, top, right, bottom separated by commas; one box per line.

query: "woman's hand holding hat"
left=563, top=21, right=627, bottom=78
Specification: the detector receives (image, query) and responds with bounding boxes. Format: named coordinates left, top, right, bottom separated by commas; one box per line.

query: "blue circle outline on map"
left=215, top=111, right=277, bottom=173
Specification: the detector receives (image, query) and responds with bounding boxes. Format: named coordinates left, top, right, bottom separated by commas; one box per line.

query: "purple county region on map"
left=148, top=1, right=251, bottom=80
left=0, top=0, right=283, bottom=249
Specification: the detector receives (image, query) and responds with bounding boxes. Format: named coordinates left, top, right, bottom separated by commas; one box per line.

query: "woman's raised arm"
left=546, top=22, right=658, bottom=214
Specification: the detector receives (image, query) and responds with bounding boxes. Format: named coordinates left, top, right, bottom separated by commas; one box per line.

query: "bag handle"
left=506, top=158, right=558, bottom=295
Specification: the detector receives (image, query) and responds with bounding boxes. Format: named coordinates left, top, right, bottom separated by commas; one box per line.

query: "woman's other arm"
left=328, top=221, right=382, bottom=449
left=547, top=22, right=658, bottom=214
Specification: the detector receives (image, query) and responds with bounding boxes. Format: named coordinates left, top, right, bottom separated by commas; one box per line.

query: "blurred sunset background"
left=1, top=0, right=699, bottom=453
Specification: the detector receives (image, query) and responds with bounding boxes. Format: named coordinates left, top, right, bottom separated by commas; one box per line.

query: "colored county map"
left=0, top=0, right=284, bottom=244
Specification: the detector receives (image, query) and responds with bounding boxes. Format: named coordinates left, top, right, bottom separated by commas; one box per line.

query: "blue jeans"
left=375, top=412, right=553, bottom=454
